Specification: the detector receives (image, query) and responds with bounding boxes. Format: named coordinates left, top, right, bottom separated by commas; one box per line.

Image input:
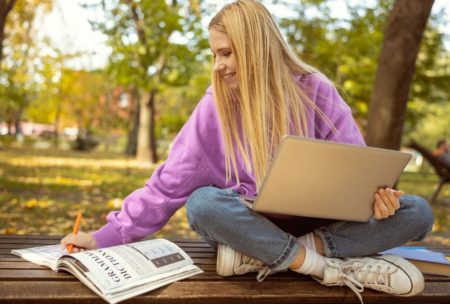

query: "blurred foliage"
left=0, top=0, right=53, bottom=131
left=280, top=0, right=391, bottom=123
left=405, top=100, right=450, bottom=149
left=81, top=0, right=209, bottom=160
left=279, top=0, right=450, bottom=142
left=0, top=0, right=448, bottom=155
left=0, top=146, right=448, bottom=243
left=0, top=1, right=449, bottom=243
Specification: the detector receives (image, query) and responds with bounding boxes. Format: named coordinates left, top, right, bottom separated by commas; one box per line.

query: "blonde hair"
left=209, top=0, right=327, bottom=188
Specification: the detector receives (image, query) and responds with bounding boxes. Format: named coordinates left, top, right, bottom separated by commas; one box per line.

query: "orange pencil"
left=67, top=212, right=82, bottom=254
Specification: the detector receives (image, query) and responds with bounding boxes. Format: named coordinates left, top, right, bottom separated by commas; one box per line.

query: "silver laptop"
left=250, top=136, right=411, bottom=222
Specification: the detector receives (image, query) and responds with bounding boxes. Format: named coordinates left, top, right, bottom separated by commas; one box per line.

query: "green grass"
left=398, top=171, right=449, bottom=201
left=397, top=171, right=450, bottom=244
left=0, top=146, right=448, bottom=243
left=0, top=146, right=196, bottom=238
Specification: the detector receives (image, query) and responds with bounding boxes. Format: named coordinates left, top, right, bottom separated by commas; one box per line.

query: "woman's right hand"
left=61, top=231, right=98, bottom=253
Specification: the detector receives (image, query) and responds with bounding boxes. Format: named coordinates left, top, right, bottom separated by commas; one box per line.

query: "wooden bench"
left=1, top=235, right=449, bottom=303
left=409, top=141, right=450, bottom=204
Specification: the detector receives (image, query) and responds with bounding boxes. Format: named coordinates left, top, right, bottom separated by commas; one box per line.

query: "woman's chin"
left=227, top=81, right=239, bottom=90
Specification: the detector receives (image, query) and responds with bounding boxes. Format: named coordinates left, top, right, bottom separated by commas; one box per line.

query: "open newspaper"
left=11, top=238, right=203, bottom=304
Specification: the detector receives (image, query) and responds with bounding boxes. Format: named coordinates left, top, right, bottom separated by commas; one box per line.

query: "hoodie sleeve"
left=93, top=89, right=223, bottom=248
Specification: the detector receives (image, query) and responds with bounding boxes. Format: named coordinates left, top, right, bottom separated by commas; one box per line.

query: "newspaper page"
left=11, top=244, right=65, bottom=270
left=103, top=265, right=201, bottom=303
left=66, top=239, right=202, bottom=296
left=59, top=257, right=201, bottom=304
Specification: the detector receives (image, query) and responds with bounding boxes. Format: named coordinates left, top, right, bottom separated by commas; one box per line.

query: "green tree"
left=403, top=8, right=450, bottom=144
left=280, top=0, right=392, bottom=124
left=84, top=0, right=206, bottom=162
left=278, top=0, right=448, bottom=144
left=0, top=0, right=15, bottom=65
left=26, top=45, right=85, bottom=146
left=0, top=0, right=53, bottom=135
left=60, top=69, right=110, bottom=147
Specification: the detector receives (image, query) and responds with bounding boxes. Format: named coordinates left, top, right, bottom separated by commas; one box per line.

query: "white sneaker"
left=216, top=243, right=267, bottom=277
left=317, top=255, right=424, bottom=303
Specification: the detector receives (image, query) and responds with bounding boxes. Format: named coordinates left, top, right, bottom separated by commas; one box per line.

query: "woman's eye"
left=223, top=52, right=231, bottom=57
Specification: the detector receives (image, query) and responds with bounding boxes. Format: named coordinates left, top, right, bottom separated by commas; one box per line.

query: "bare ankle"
left=313, top=234, right=325, bottom=255
left=289, top=245, right=306, bottom=270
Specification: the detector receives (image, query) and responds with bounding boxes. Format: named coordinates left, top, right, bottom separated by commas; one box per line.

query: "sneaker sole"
left=377, top=254, right=425, bottom=296
left=217, top=244, right=237, bottom=277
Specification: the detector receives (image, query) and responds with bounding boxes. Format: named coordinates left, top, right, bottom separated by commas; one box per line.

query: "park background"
left=0, top=0, right=449, bottom=244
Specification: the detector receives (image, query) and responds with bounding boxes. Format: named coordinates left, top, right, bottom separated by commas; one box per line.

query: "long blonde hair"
left=209, top=0, right=326, bottom=188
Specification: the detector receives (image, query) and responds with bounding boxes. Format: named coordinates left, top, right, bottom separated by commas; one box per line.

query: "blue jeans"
left=186, top=186, right=434, bottom=273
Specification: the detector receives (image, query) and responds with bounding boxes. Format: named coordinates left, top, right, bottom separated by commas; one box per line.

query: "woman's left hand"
left=373, top=188, right=404, bottom=220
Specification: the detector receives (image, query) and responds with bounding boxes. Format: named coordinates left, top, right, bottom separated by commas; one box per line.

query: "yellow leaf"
left=25, top=199, right=38, bottom=208
left=4, top=227, right=17, bottom=234
left=106, top=198, right=122, bottom=209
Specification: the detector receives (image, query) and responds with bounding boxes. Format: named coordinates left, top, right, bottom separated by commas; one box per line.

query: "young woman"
left=62, top=1, right=434, bottom=301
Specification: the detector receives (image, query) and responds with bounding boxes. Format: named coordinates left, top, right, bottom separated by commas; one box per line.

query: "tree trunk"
left=7, top=121, right=12, bottom=135
left=0, top=0, right=15, bottom=65
left=102, top=91, right=113, bottom=152
left=127, top=1, right=169, bottom=163
left=14, top=105, right=25, bottom=138
left=14, top=117, right=21, bottom=137
left=53, top=88, right=63, bottom=148
left=136, top=89, right=158, bottom=163
left=366, top=0, right=434, bottom=150
left=148, top=89, right=158, bottom=163
left=125, top=87, right=139, bottom=156
left=6, top=121, right=12, bottom=135
left=53, top=109, right=60, bottom=148
left=137, top=91, right=150, bottom=162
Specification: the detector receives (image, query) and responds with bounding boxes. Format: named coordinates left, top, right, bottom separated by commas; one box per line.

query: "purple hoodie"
left=93, top=73, right=366, bottom=248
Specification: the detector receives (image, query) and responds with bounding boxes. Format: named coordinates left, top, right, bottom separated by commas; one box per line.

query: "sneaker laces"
left=235, top=253, right=271, bottom=282
left=256, top=266, right=271, bottom=282
left=337, top=260, right=396, bottom=304
left=236, top=254, right=265, bottom=274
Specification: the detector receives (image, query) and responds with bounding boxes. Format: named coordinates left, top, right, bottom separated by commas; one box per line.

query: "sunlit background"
left=0, top=0, right=449, bottom=243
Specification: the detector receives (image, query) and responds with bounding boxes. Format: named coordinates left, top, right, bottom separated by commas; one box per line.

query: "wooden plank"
left=0, top=261, right=50, bottom=269
left=0, top=254, right=218, bottom=262
left=0, top=236, right=443, bottom=251
left=0, top=267, right=308, bottom=281
left=0, top=248, right=216, bottom=258
left=0, top=256, right=219, bottom=266
left=0, top=236, right=213, bottom=250
left=0, top=269, right=74, bottom=280
left=0, top=243, right=59, bottom=249
left=0, top=235, right=61, bottom=240
left=1, top=244, right=216, bottom=256
left=1, top=235, right=449, bottom=304
left=0, top=260, right=212, bottom=270
left=1, top=235, right=446, bottom=254
left=0, top=280, right=449, bottom=304
left=0, top=239, right=60, bottom=246
left=0, top=235, right=203, bottom=243
left=1, top=266, right=449, bottom=286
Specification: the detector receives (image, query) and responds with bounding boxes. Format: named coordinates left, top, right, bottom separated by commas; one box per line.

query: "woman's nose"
left=213, top=62, right=226, bottom=72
